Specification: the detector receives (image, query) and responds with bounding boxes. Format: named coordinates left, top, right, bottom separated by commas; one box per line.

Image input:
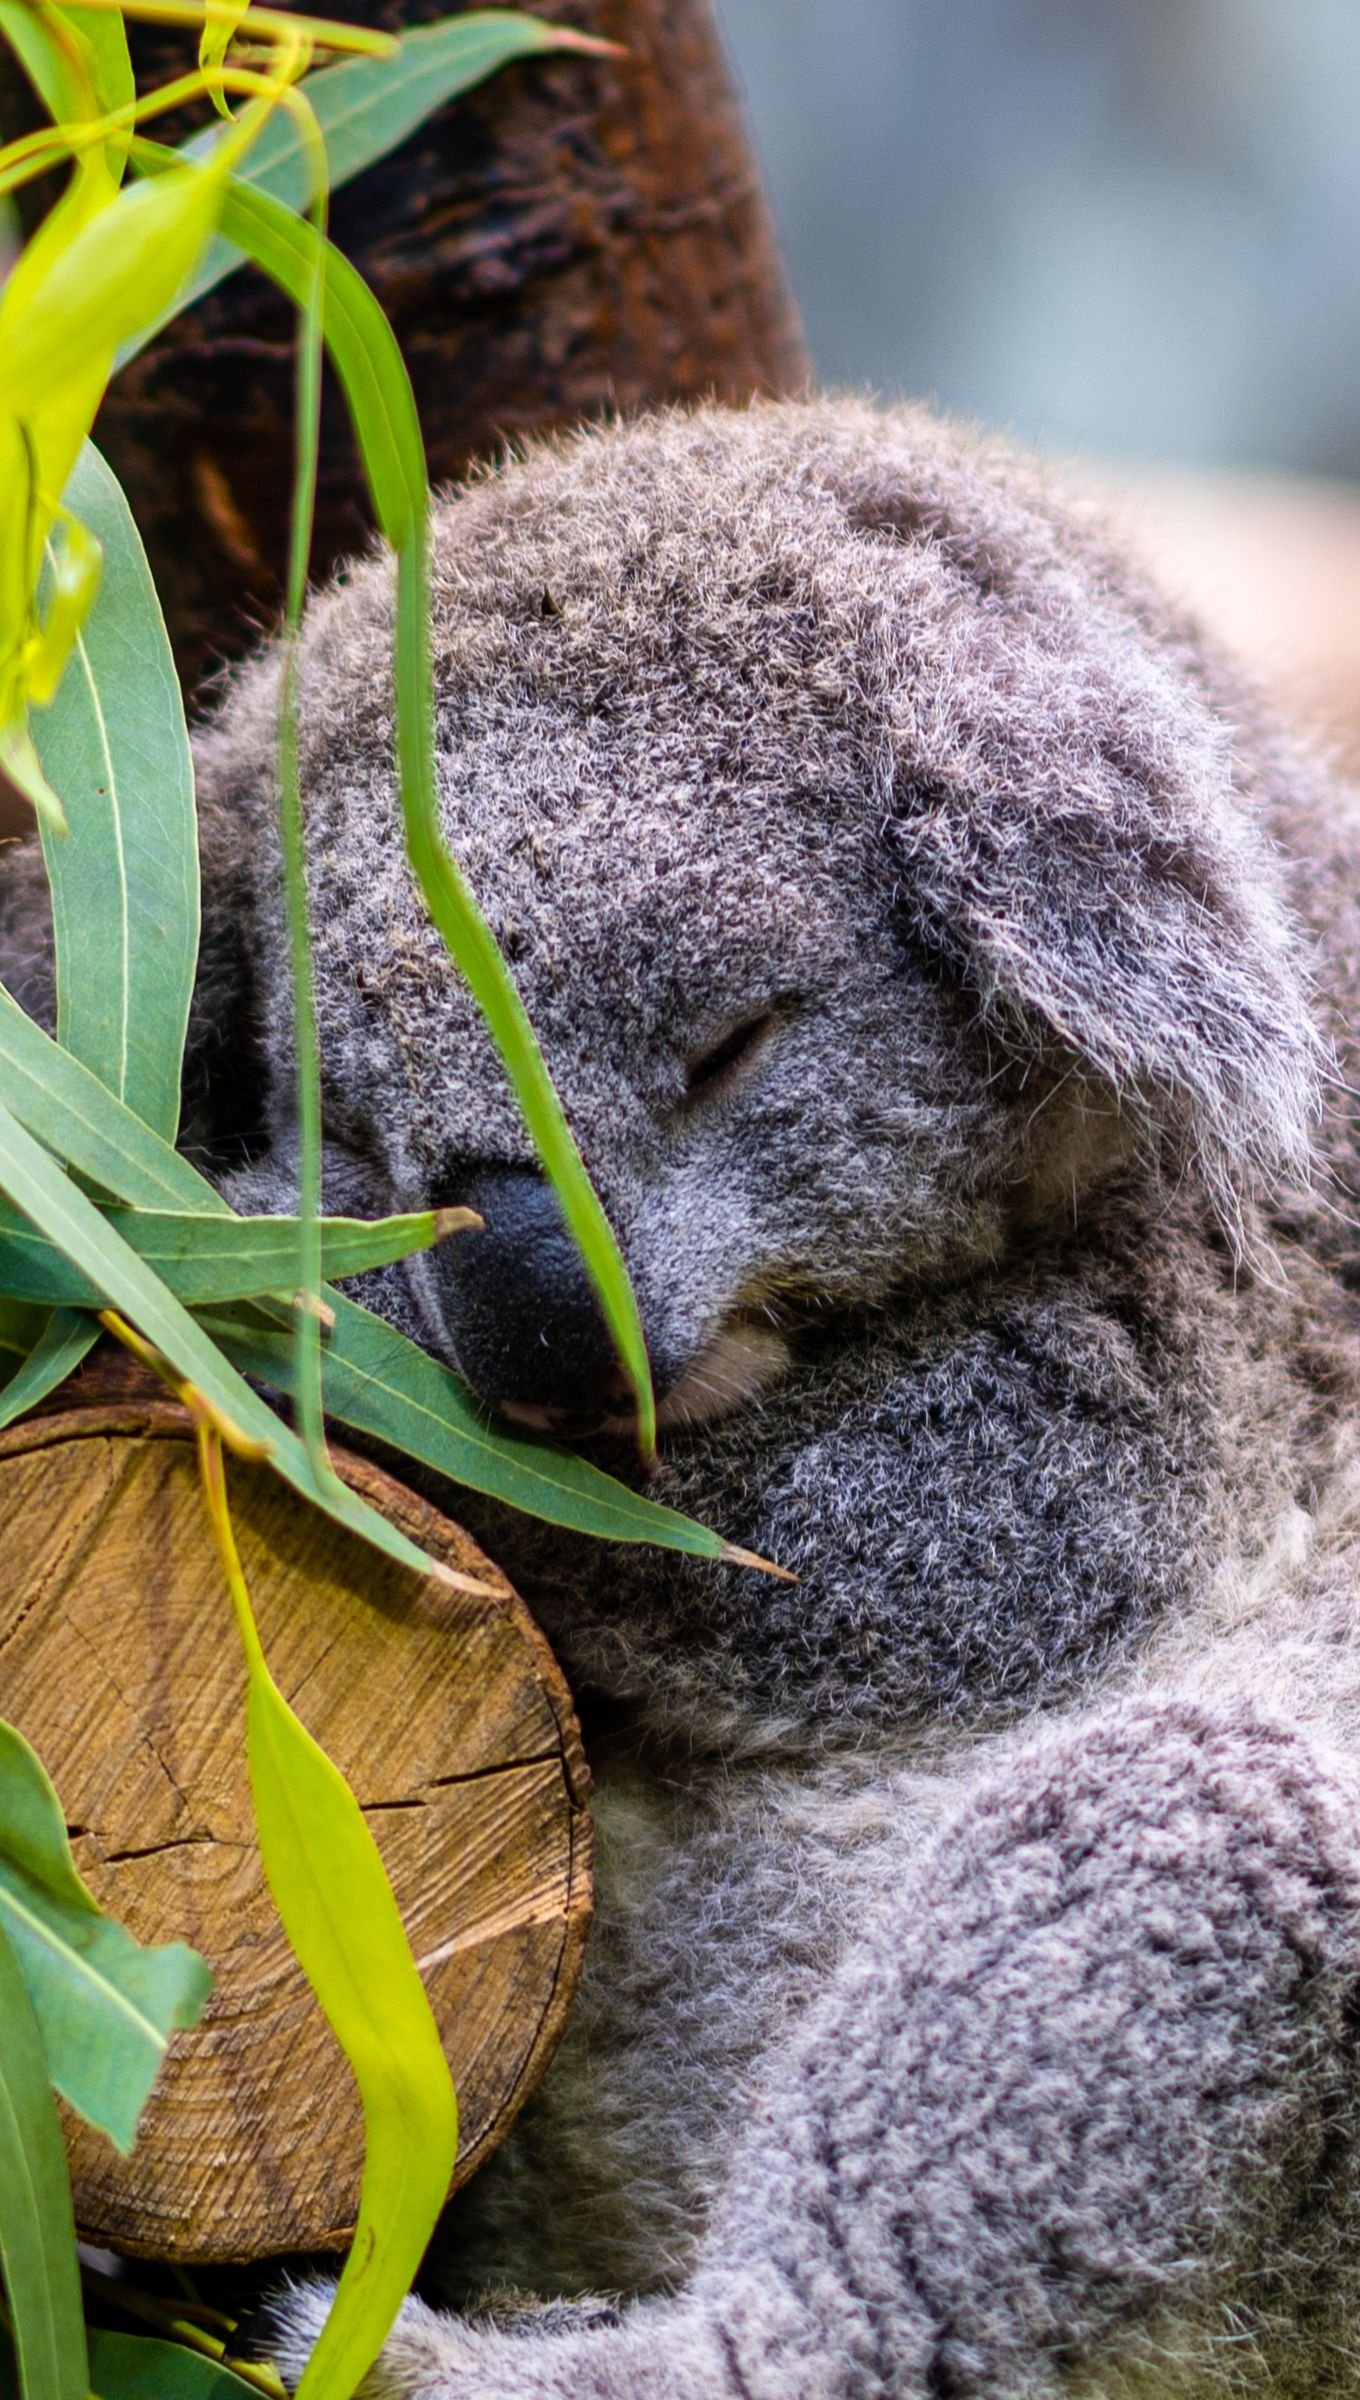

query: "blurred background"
left=712, top=0, right=1360, bottom=759
left=714, top=0, right=1360, bottom=477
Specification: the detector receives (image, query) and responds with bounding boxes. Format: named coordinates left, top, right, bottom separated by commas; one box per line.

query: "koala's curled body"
left=16, top=397, right=1360, bottom=2395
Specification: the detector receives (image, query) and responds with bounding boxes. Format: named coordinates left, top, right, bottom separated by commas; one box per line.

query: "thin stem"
left=196, top=1419, right=266, bottom=1675
left=52, top=0, right=393, bottom=55
left=275, top=103, right=332, bottom=1482
left=97, top=1307, right=274, bottom=1459
left=79, top=2262, right=288, bottom=2399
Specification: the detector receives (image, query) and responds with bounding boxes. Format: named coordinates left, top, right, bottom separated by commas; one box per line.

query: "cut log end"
left=0, top=1362, right=591, bottom=2262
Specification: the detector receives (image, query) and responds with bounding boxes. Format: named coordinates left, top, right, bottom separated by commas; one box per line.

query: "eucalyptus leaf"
left=0, top=1721, right=211, bottom=2153
left=36, top=442, right=197, bottom=1141
left=116, top=13, right=601, bottom=368
left=88, top=2331, right=257, bottom=2398
left=0, top=1311, right=96, bottom=1430
left=207, top=1289, right=729, bottom=1557
left=0, top=1202, right=469, bottom=1308
left=3, top=159, right=232, bottom=591
left=198, top=1434, right=456, bottom=2400
left=0, top=1912, right=87, bottom=2400
left=66, top=1, right=134, bottom=135
left=0, top=0, right=88, bottom=124
left=0, top=1091, right=490, bottom=1592
left=0, top=1294, right=50, bottom=1366
left=0, top=0, right=132, bottom=153
left=0, top=979, right=226, bottom=1213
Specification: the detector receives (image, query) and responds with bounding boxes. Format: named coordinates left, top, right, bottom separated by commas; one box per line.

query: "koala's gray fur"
left=11, top=396, right=1360, bottom=2396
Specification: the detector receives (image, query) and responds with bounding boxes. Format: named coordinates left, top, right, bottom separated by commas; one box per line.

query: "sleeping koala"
left=19, top=395, right=1360, bottom=2395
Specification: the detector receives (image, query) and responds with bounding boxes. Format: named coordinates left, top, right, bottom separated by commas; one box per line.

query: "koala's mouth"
left=498, top=1317, right=791, bottom=1444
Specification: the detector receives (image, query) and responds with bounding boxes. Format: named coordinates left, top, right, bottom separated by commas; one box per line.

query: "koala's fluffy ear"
left=861, top=473, right=1324, bottom=1229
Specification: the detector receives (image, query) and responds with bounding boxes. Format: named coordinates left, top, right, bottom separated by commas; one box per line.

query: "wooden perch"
left=0, top=1356, right=590, bottom=2262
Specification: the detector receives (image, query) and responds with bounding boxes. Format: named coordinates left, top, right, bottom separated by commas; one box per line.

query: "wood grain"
left=0, top=1391, right=591, bottom=2261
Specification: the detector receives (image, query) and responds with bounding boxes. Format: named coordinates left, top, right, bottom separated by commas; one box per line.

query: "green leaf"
left=257, top=1670, right=460, bottom=2400
left=0, top=2309, right=268, bottom=2396
left=115, top=13, right=599, bottom=367
left=258, top=1675, right=457, bottom=2400
left=0, top=0, right=87, bottom=123
left=0, top=103, right=267, bottom=775
left=198, top=0, right=254, bottom=119
left=35, top=442, right=198, bottom=1141
left=213, top=175, right=421, bottom=536
left=199, top=1445, right=456, bottom=2400
left=392, top=542, right=659, bottom=1453
left=0, top=1090, right=488, bottom=1590
left=0, top=1311, right=96, bottom=1430
left=0, top=1203, right=466, bottom=1307
left=0, top=988, right=723, bottom=1554
left=0, top=1721, right=211, bottom=2153
left=0, top=1911, right=88, bottom=2400
left=88, top=2331, right=256, bottom=2398
left=0, top=1294, right=51, bottom=1366
left=2, top=161, right=230, bottom=573
left=66, top=2, right=134, bottom=133
left=0, top=980, right=225, bottom=1214
left=209, top=1287, right=731, bottom=1557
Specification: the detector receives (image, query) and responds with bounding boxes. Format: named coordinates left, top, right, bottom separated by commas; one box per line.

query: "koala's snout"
left=432, top=1167, right=630, bottom=1427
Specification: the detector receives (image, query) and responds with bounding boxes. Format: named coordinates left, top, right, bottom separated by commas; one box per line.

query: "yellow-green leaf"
left=35, top=443, right=197, bottom=1141
left=204, top=1439, right=457, bottom=2400
left=199, top=0, right=255, bottom=116
left=0, top=98, right=269, bottom=760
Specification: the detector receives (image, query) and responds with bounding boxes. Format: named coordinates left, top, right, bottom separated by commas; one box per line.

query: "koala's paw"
left=250, top=2277, right=483, bottom=2400
left=252, top=2275, right=732, bottom=2398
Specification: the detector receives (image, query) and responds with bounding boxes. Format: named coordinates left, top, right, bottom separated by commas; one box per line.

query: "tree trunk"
left=94, top=0, right=809, bottom=690
left=0, top=1350, right=590, bottom=2263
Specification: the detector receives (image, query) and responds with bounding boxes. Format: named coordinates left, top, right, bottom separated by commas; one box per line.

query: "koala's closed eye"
left=683, top=1007, right=781, bottom=1100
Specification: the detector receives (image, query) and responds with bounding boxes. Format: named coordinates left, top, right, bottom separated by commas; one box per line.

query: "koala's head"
left=195, top=398, right=1320, bottom=1440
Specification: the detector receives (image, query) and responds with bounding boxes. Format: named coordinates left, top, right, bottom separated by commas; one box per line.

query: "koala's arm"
left=267, top=1697, right=1360, bottom=2400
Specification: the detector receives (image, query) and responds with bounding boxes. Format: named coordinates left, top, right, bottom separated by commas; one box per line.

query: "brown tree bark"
left=93, top=0, right=809, bottom=690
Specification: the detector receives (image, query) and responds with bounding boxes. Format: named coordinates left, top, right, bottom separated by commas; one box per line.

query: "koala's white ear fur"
left=859, top=477, right=1324, bottom=1228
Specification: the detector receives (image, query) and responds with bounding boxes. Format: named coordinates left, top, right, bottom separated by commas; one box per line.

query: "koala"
left=13, top=395, right=1360, bottom=2397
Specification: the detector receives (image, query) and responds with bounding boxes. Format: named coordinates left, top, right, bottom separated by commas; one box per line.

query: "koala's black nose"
left=431, top=1166, right=627, bottom=1420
